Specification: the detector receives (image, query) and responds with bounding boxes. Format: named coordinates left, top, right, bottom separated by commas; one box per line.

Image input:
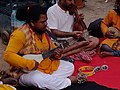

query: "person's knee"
left=89, top=37, right=100, bottom=48
left=69, top=62, right=74, bottom=73
left=90, top=36, right=99, bottom=45
left=62, top=61, right=74, bottom=74
left=77, top=41, right=89, bottom=47
left=19, top=73, right=41, bottom=87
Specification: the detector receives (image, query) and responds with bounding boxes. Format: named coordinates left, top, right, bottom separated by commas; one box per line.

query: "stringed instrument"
left=68, top=4, right=89, bottom=41
left=23, top=45, right=74, bottom=64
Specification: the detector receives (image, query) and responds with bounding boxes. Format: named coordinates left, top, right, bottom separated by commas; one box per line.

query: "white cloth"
left=19, top=60, right=74, bottom=90
left=47, top=4, right=74, bottom=33
left=0, top=81, right=3, bottom=84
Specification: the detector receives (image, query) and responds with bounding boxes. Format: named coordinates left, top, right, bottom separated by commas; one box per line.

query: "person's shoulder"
left=11, top=28, right=24, bottom=38
left=108, top=9, right=117, bottom=15
left=48, top=4, right=58, bottom=12
left=12, top=29, right=22, bottom=34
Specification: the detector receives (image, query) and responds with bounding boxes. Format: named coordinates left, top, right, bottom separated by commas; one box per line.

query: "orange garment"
left=0, top=84, right=16, bottom=90
left=4, top=24, right=60, bottom=74
left=100, top=10, right=120, bottom=50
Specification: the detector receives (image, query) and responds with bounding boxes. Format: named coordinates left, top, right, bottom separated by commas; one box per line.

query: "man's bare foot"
left=68, top=76, right=77, bottom=83
left=68, top=73, right=87, bottom=84
left=100, top=51, right=113, bottom=58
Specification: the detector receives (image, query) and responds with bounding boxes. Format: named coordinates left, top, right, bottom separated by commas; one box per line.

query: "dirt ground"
left=0, top=39, right=9, bottom=71
left=0, top=0, right=115, bottom=71
left=79, top=0, right=114, bottom=26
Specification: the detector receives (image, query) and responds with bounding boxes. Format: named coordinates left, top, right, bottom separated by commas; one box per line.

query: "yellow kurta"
left=4, top=24, right=60, bottom=74
left=100, top=10, right=120, bottom=50
left=0, top=84, right=16, bottom=90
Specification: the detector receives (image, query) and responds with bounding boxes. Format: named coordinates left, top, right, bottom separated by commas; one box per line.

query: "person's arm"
left=51, top=29, right=83, bottom=40
left=47, top=6, right=83, bottom=39
left=51, top=29, right=74, bottom=38
left=47, top=9, right=74, bottom=38
left=101, top=10, right=114, bottom=35
left=3, top=30, right=37, bottom=70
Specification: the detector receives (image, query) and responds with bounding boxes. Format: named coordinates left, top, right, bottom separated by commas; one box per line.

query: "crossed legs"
left=63, top=36, right=99, bottom=56
left=19, top=60, right=79, bottom=90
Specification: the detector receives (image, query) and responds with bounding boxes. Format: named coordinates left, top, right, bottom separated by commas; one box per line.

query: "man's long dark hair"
left=16, top=3, right=48, bottom=23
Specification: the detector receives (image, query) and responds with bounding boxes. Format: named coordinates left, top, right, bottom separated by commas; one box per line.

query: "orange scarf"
left=19, top=24, right=60, bottom=74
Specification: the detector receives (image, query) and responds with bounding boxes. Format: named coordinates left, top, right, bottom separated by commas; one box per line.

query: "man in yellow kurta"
left=0, top=78, right=17, bottom=90
left=3, top=4, right=78, bottom=90
left=100, top=0, right=120, bottom=57
left=0, top=84, right=16, bottom=90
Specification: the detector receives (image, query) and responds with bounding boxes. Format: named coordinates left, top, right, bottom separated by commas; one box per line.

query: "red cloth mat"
left=73, top=54, right=120, bottom=89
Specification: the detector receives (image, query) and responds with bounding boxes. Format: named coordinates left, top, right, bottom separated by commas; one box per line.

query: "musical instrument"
left=23, top=46, right=62, bottom=63
left=69, top=4, right=89, bottom=41
left=23, top=45, right=74, bottom=64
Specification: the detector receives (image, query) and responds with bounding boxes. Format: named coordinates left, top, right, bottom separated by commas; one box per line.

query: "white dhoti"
left=19, top=60, right=74, bottom=90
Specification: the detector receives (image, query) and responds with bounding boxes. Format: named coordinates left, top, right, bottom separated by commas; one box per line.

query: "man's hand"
left=32, top=61, right=39, bottom=70
left=105, top=30, right=115, bottom=39
left=72, top=31, right=83, bottom=39
left=50, top=47, right=63, bottom=60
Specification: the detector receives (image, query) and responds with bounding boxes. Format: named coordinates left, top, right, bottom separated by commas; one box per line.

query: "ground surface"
left=0, top=0, right=115, bottom=71
left=79, top=0, right=114, bottom=26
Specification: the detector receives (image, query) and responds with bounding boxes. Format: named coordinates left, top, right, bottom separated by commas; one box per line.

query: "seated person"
left=100, top=27, right=120, bottom=57
left=4, top=4, right=85, bottom=90
left=0, top=83, right=16, bottom=90
left=47, top=0, right=99, bottom=62
left=100, top=0, right=120, bottom=57
left=0, top=70, right=17, bottom=90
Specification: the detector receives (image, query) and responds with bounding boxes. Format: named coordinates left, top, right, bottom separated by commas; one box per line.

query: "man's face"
left=62, top=0, right=75, bottom=10
left=32, top=14, right=47, bottom=34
